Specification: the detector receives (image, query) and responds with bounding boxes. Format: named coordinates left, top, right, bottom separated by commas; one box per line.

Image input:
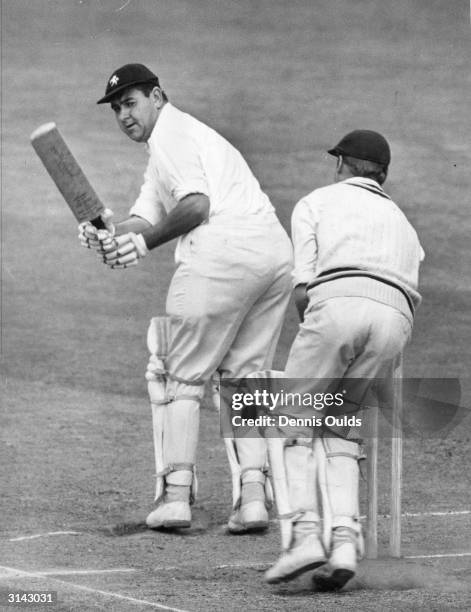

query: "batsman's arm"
left=100, top=194, right=210, bottom=269
left=140, top=193, right=210, bottom=250
left=114, top=215, right=152, bottom=236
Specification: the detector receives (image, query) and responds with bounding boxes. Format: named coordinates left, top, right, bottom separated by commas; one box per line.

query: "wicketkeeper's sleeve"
left=291, top=198, right=318, bottom=287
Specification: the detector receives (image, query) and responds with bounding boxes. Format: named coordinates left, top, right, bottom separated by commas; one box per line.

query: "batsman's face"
left=111, top=87, right=162, bottom=142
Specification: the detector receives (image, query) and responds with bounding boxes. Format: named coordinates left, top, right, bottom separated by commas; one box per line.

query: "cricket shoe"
left=265, top=531, right=327, bottom=584
left=322, top=526, right=359, bottom=589
left=146, top=501, right=191, bottom=529
left=227, top=500, right=269, bottom=534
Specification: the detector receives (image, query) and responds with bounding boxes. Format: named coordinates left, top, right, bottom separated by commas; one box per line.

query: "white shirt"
left=129, top=103, right=274, bottom=225
left=291, top=177, right=424, bottom=302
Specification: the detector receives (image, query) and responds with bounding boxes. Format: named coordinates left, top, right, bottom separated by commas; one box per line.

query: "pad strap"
left=241, top=467, right=268, bottom=484
left=166, top=468, right=194, bottom=487
left=278, top=510, right=305, bottom=521
left=156, top=462, right=194, bottom=478
left=324, top=451, right=361, bottom=460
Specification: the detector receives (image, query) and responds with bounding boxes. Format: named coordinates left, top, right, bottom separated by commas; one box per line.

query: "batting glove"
left=78, top=208, right=115, bottom=250
left=101, top=232, right=149, bottom=269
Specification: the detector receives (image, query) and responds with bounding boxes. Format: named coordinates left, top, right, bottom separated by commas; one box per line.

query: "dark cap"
left=97, top=63, right=160, bottom=104
left=328, top=130, right=391, bottom=166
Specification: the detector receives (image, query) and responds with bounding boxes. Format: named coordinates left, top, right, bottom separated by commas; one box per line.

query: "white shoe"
left=146, top=501, right=191, bottom=529
left=265, top=533, right=327, bottom=584
left=325, top=527, right=358, bottom=589
left=227, top=500, right=269, bottom=534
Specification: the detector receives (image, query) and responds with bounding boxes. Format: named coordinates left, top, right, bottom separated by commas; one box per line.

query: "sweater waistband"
left=306, top=275, right=414, bottom=323
left=310, top=268, right=414, bottom=315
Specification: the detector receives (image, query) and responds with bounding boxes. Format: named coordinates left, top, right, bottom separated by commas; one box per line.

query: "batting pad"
left=147, top=317, right=172, bottom=502
left=216, top=370, right=280, bottom=511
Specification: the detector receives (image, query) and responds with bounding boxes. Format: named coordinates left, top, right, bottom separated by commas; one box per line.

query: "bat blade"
left=30, top=122, right=105, bottom=228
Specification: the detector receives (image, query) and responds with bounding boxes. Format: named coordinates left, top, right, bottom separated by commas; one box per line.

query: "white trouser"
left=285, top=296, right=411, bottom=381
left=166, top=216, right=293, bottom=382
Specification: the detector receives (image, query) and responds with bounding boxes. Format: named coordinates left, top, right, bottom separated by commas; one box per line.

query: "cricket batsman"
left=79, top=64, right=293, bottom=532
left=264, top=130, right=424, bottom=587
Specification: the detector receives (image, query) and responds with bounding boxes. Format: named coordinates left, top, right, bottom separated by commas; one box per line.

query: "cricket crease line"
left=152, top=562, right=268, bottom=572
left=356, top=510, right=470, bottom=521
left=9, top=531, right=80, bottom=542
left=34, top=569, right=137, bottom=576
left=405, top=552, right=471, bottom=559
left=216, top=562, right=267, bottom=569
left=0, top=565, right=189, bottom=612
left=402, top=510, right=471, bottom=518
left=0, top=568, right=136, bottom=580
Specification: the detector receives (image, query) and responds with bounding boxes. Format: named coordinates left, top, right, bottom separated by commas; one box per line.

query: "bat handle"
left=91, top=216, right=106, bottom=230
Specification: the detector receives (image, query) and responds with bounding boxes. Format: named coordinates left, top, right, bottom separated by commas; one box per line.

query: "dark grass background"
left=1, top=1, right=471, bottom=610
left=2, top=0, right=471, bottom=396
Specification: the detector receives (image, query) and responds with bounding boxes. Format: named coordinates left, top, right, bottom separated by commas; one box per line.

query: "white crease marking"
left=153, top=562, right=267, bottom=572
left=9, top=531, right=80, bottom=542
left=117, top=0, right=132, bottom=10
left=36, top=568, right=137, bottom=576
left=356, top=510, right=470, bottom=521
left=405, top=552, right=471, bottom=559
left=402, top=510, right=471, bottom=518
left=0, top=565, right=188, bottom=611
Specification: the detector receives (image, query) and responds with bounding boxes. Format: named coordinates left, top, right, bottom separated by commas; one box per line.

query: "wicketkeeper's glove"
left=101, top=232, right=149, bottom=269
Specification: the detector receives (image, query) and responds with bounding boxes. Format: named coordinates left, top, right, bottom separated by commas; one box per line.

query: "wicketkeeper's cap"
left=328, top=130, right=391, bottom=166
left=97, top=63, right=160, bottom=104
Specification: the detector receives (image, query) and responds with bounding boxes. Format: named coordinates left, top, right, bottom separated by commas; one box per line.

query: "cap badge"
left=109, top=75, right=119, bottom=86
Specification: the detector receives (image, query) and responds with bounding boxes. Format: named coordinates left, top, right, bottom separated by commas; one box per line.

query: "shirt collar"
left=146, top=102, right=173, bottom=149
left=341, top=176, right=391, bottom=200
left=342, top=177, right=382, bottom=189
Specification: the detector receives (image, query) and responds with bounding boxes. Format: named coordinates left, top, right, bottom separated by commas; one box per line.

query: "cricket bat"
left=30, top=122, right=106, bottom=229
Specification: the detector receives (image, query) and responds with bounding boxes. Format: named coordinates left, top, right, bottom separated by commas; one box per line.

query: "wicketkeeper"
left=78, top=64, right=293, bottom=533
left=264, top=130, right=424, bottom=587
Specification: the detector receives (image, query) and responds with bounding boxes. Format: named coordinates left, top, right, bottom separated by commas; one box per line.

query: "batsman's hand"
left=101, top=232, right=149, bottom=269
left=78, top=208, right=115, bottom=250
